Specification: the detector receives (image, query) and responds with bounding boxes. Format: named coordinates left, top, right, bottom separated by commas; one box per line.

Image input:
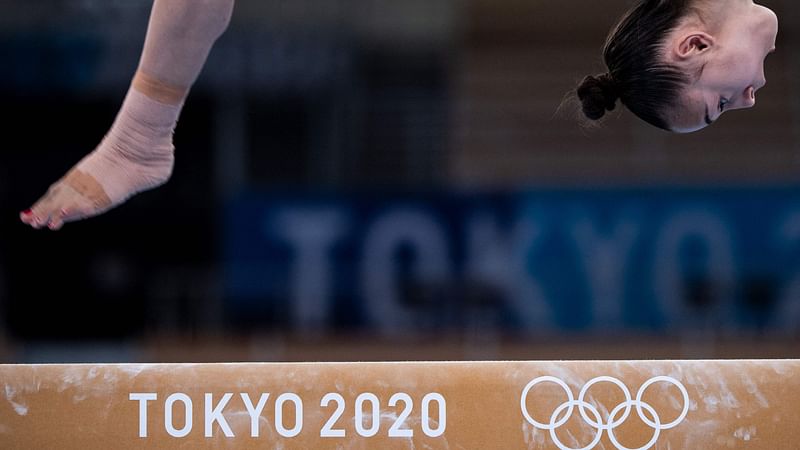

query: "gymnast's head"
left=576, top=0, right=778, bottom=133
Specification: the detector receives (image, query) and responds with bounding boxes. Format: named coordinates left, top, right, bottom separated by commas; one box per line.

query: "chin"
left=759, top=5, right=779, bottom=32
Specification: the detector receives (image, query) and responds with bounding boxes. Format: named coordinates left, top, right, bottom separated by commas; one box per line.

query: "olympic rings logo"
left=520, top=375, right=690, bottom=450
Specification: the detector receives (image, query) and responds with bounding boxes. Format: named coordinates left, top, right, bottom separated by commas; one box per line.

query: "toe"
left=27, top=183, right=64, bottom=229
left=30, top=214, right=48, bottom=230
left=23, top=206, right=47, bottom=229
left=47, top=210, right=68, bottom=231
left=28, top=206, right=50, bottom=230
left=19, top=209, right=34, bottom=224
left=22, top=174, right=106, bottom=230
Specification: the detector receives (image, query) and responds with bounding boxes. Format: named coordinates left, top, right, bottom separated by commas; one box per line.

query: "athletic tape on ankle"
left=132, top=70, right=188, bottom=106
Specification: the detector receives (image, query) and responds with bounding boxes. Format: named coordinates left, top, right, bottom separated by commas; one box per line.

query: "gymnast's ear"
left=671, top=32, right=715, bottom=61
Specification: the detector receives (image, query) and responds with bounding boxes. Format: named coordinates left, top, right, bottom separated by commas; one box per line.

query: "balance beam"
left=1, top=360, right=798, bottom=449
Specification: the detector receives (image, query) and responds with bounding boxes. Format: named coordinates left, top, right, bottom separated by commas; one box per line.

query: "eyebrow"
left=704, top=105, right=714, bottom=126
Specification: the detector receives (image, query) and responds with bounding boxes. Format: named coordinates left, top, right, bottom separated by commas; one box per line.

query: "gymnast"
left=577, top=0, right=777, bottom=130
left=19, top=0, right=778, bottom=230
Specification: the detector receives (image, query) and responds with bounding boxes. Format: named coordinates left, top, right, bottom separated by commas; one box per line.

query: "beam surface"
left=1, top=360, right=798, bottom=449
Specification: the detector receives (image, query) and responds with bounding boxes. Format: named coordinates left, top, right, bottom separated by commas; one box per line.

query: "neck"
left=692, top=0, right=754, bottom=33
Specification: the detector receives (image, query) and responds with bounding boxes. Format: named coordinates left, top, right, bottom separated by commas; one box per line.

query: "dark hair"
left=577, top=0, right=696, bottom=130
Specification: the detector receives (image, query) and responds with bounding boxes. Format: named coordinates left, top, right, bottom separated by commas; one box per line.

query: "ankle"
left=132, top=70, right=189, bottom=106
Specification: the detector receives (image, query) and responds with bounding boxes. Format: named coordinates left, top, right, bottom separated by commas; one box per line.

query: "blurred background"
left=1, top=0, right=799, bottom=363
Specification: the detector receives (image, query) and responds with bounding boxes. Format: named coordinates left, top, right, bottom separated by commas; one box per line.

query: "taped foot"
left=21, top=87, right=181, bottom=230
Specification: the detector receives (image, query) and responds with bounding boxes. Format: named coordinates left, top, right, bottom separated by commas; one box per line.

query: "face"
left=670, top=4, right=779, bottom=133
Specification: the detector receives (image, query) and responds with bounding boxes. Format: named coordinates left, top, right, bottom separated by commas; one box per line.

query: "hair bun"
left=577, top=74, right=619, bottom=121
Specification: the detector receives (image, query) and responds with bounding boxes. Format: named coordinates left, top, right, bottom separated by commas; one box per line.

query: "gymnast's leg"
left=20, top=0, right=235, bottom=230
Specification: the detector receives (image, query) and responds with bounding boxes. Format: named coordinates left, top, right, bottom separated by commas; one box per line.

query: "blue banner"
left=223, top=188, right=800, bottom=335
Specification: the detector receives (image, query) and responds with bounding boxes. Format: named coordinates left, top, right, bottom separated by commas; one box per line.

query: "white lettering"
left=272, top=209, right=348, bottom=333
left=240, top=393, right=270, bottom=437
left=571, top=215, right=640, bottom=328
left=465, top=212, right=551, bottom=331
left=360, top=209, right=451, bottom=336
left=204, top=393, right=234, bottom=437
left=654, top=209, right=736, bottom=328
left=165, top=393, right=193, bottom=438
left=275, top=393, right=303, bottom=437
left=129, top=393, right=157, bottom=438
